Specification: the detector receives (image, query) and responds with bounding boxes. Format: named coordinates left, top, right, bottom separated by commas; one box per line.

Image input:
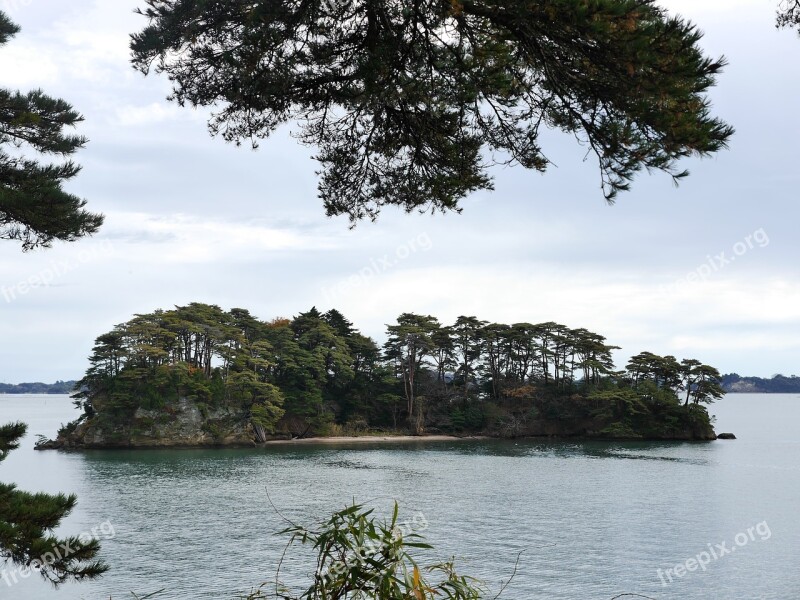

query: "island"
left=41, top=303, right=722, bottom=449
left=0, top=380, right=78, bottom=394
left=721, top=373, right=800, bottom=393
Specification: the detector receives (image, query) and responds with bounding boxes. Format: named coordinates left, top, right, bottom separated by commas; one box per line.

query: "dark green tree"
left=532, top=322, right=561, bottom=386
left=1, top=15, right=105, bottom=576
left=685, top=363, right=724, bottom=406
left=261, top=317, right=330, bottom=433
left=322, top=309, right=356, bottom=339
left=385, top=313, right=439, bottom=433
left=0, top=423, right=107, bottom=585
left=0, top=12, right=103, bottom=250
left=504, top=323, right=538, bottom=384
left=778, top=0, right=800, bottom=32
left=292, top=308, right=356, bottom=412
left=130, top=0, right=733, bottom=223
left=572, top=329, right=618, bottom=387
left=450, top=316, right=486, bottom=401
left=477, top=323, right=510, bottom=400
left=430, top=324, right=456, bottom=387
left=338, top=331, right=384, bottom=423
left=64, top=303, right=722, bottom=443
left=546, top=324, right=574, bottom=388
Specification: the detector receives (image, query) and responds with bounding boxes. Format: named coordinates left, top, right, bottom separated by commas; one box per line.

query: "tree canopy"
left=0, top=423, right=108, bottom=585
left=67, top=302, right=722, bottom=443
left=130, top=0, right=734, bottom=223
left=778, top=0, right=800, bottom=32
left=1, top=13, right=106, bottom=580
left=0, top=11, right=103, bottom=250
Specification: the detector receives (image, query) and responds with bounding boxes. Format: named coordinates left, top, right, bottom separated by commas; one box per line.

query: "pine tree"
left=131, top=0, right=734, bottom=223
left=0, top=11, right=103, bottom=250
left=0, top=423, right=108, bottom=585
left=778, top=0, right=800, bottom=32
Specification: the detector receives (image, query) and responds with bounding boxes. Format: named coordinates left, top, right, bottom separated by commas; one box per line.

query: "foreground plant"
left=244, top=503, right=491, bottom=599
left=0, top=422, right=107, bottom=585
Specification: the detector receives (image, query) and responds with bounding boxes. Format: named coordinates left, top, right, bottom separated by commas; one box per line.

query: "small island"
left=43, top=303, right=723, bottom=449
left=0, top=380, right=78, bottom=394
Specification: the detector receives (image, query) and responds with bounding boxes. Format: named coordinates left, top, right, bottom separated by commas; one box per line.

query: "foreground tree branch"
left=0, top=12, right=103, bottom=250
left=131, top=0, right=734, bottom=223
left=0, top=423, right=108, bottom=585
left=778, top=0, right=800, bottom=32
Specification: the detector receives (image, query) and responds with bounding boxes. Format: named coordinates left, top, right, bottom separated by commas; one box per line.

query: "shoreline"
left=35, top=433, right=489, bottom=451
left=263, top=434, right=485, bottom=445
left=38, top=432, right=721, bottom=451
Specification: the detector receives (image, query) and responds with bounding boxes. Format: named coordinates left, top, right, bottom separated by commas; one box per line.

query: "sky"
left=0, top=0, right=798, bottom=383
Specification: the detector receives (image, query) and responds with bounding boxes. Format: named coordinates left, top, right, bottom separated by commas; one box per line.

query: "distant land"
left=2, top=374, right=799, bottom=395
left=0, top=381, right=77, bottom=394
left=722, top=374, right=800, bottom=393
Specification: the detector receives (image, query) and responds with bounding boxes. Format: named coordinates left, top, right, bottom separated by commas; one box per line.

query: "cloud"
left=1, top=0, right=799, bottom=382
left=316, top=265, right=800, bottom=366
left=0, top=39, right=59, bottom=86
left=114, top=102, right=207, bottom=127
left=95, top=212, right=340, bottom=263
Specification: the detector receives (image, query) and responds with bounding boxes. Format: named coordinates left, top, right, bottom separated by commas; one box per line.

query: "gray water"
left=1, top=394, right=798, bottom=600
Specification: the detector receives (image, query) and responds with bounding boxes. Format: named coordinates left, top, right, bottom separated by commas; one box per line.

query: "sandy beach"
left=264, top=434, right=484, bottom=445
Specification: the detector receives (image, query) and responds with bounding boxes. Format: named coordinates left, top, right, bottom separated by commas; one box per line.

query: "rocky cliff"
left=39, top=395, right=717, bottom=449
left=45, top=397, right=264, bottom=449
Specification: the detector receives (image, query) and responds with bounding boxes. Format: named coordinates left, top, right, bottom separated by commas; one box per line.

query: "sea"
left=1, top=393, right=798, bottom=599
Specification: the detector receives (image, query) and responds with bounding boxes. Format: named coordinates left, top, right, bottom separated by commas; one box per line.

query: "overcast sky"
left=0, top=0, right=798, bottom=383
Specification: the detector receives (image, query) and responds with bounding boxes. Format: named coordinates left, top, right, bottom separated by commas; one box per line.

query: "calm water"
left=1, top=394, right=798, bottom=599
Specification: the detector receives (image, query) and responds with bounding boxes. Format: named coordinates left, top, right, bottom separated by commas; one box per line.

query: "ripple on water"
left=3, top=394, right=800, bottom=599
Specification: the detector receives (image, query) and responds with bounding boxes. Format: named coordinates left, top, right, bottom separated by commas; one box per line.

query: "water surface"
left=1, top=394, right=798, bottom=599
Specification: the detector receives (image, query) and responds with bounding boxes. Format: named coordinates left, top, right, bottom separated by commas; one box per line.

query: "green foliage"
left=0, top=14, right=105, bottom=586
left=686, top=403, right=714, bottom=428
left=68, top=303, right=721, bottom=444
left=778, top=0, right=800, bottom=32
left=201, top=421, right=225, bottom=442
left=449, top=408, right=467, bottom=432
left=384, top=313, right=441, bottom=434
left=0, top=11, right=103, bottom=249
left=0, top=422, right=107, bottom=584
left=57, top=419, right=80, bottom=439
left=131, top=0, right=733, bottom=223
left=443, top=401, right=487, bottom=434
left=243, top=503, right=487, bottom=600
left=251, top=397, right=285, bottom=436
left=196, top=402, right=209, bottom=420
left=599, top=422, right=642, bottom=439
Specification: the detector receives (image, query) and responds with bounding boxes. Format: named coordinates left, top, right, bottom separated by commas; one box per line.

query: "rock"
left=726, top=381, right=762, bottom=393
left=717, top=432, right=737, bottom=440
left=34, top=438, right=62, bottom=450
left=49, top=396, right=260, bottom=449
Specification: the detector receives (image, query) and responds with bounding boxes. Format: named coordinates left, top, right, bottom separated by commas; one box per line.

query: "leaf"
left=413, top=565, right=424, bottom=600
